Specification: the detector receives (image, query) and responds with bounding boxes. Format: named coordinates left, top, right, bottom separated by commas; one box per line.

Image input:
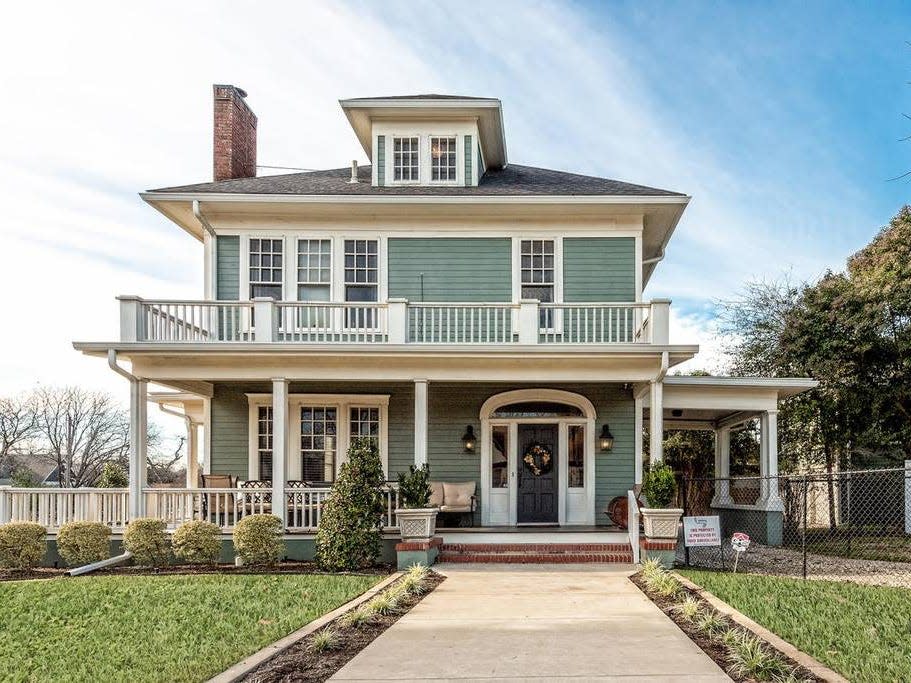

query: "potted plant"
left=639, top=462, right=683, bottom=539
left=395, top=464, right=438, bottom=542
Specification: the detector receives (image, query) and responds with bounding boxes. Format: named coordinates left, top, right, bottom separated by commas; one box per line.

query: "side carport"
left=641, top=376, right=817, bottom=545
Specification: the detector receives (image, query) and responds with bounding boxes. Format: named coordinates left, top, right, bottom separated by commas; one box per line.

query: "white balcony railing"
left=119, top=296, right=671, bottom=346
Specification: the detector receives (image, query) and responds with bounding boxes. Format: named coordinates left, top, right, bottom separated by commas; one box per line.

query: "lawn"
left=0, top=573, right=382, bottom=682
left=680, top=570, right=911, bottom=683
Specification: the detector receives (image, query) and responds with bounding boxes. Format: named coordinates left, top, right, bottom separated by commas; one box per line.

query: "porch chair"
left=430, top=480, right=477, bottom=527
left=200, top=474, right=238, bottom=524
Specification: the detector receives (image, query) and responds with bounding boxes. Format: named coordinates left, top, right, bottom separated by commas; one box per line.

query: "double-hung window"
left=430, top=136, right=457, bottom=181
left=520, top=239, right=556, bottom=328
left=300, top=406, right=337, bottom=483
left=344, top=239, right=378, bottom=328
left=350, top=406, right=380, bottom=446
left=296, top=239, right=331, bottom=329
left=256, top=406, right=274, bottom=480
left=249, top=238, right=283, bottom=300
left=393, top=136, right=420, bottom=181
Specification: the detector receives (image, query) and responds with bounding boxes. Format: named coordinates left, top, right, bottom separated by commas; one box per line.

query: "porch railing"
left=0, top=487, right=131, bottom=532
left=119, top=296, right=672, bottom=346
left=627, top=489, right=640, bottom=563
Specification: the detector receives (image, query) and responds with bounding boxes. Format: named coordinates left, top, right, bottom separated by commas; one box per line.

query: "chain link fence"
left=678, top=465, right=911, bottom=589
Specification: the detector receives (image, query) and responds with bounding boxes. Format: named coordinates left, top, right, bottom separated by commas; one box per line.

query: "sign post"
left=731, top=532, right=750, bottom=572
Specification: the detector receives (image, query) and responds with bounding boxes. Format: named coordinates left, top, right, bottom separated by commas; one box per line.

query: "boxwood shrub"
left=124, top=518, right=171, bottom=566
left=233, top=514, right=284, bottom=565
left=57, top=521, right=111, bottom=567
left=172, top=520, right=222, bottom=564
left=0, top=522, right=47, bottom=569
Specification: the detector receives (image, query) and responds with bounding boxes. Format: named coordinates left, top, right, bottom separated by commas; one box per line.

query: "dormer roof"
left=339, top=94, right=508, bottom=169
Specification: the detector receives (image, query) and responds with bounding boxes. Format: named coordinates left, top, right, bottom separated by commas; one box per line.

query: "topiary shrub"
left=642, top=462, right=678, bottom=508
left=57, top=521, right=111, bottom=567
left=0, top=522, right=47, bottom=569
left=397, top=464, right=432, bottom=509
left=124, top=518, right=171, bottom=566
left=233, top=514, right=284, bottom=565
left=172, top=520, right=222, bottom=565
left=315, top=437, right=385, bottom=571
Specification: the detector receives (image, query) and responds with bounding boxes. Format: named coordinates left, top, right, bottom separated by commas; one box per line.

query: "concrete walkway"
left=331, top=564, right=730, bottom=682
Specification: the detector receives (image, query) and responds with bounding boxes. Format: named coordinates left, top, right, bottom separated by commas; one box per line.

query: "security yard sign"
left=682, top=515, right=722, bottom=547
left=731, top=532, right=751, bottom=572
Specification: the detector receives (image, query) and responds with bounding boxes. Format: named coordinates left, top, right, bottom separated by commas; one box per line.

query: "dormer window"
left=430, top=136, right=457, bottom=182
left=393, top=137, right=419, bottom=181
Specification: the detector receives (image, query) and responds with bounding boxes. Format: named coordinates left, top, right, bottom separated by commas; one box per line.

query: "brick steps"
left=438, top=542, right=633, bottom=564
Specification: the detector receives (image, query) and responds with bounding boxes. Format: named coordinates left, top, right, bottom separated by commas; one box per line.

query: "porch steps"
left=438, top=542, right=634, bottom=564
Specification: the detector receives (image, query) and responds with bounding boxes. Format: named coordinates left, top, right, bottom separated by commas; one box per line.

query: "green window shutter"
left=464, top=135, right=473, bottom=186
left=377, top=135, right=385, bottom=186
left=215, top=235, right=240, bottom=300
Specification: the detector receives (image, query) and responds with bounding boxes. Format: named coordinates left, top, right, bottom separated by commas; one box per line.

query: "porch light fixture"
left=599, top=424, right=615, bottom=452
left=461, top=425, right=477, bottom=453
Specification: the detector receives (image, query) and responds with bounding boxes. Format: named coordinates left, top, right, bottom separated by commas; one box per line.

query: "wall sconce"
left=599, top=424, right=615, bottom=452
left=461, top=425, right=477, bottom=453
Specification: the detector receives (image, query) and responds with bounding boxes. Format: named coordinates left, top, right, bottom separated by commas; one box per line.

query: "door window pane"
left=491, top=426, right=508, bottom=489
left=300, top=407, right=337, bottom=482
left=568, top=424, right=584, bottom=488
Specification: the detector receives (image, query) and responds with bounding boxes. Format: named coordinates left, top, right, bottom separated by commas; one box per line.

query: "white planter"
left=395, top=508, right=438, bottom=542
left=640, top=507, right=684, bottom=539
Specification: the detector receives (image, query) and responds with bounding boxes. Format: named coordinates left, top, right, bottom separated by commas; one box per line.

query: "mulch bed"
left=0, top=561, right=392, bottom=582
left=630, top=572, right=820, bottom=682
left=243, top=572, right=445, bottom=683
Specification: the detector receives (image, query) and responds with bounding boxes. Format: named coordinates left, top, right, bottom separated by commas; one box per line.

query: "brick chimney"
left=213, top=84, right=257, bottom=181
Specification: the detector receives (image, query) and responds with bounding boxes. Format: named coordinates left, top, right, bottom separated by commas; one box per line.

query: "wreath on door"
left=522, top=443, right=553, bottom=476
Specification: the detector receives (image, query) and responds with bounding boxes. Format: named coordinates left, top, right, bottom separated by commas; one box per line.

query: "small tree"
left=315, top=438, right=385, bottom=571
left=96, top=462, right=128, bottom=488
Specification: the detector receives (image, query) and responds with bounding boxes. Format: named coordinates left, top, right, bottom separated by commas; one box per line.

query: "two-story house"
left=61, top=86, right=815, bottom=561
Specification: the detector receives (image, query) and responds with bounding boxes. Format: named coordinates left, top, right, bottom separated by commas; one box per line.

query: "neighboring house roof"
left=0, top=455, right=58, bottom=486
left=146, top=163, right=685, bottom=197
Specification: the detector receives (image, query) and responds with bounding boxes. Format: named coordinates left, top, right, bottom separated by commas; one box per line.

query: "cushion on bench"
left=443, top=481, right=475, bottom=508
left=429, top=481, right=445, bottom=508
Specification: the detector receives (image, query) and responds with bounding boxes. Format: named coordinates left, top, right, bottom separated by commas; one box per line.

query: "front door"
left=517, top=424, right=558, bottom=524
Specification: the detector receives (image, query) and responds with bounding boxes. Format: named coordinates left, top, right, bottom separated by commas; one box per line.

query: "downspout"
left=107, top=348, right=137, bottom=382
left=641, top=246, right=665, bottom=266
left=67, top=551, right=134, bottom=576
left=192, top=200, right=216, bottom=237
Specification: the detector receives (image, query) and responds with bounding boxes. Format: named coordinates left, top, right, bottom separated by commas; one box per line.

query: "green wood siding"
left=376, top=135, right=385, bottom=187
left=563, top=237, right=636, bottom=302
left=216, top=235, right=240, bottom=300
left=210, top=383, right=249, bottom=479
left=464, top=135, right=472, bottom=186
left=387, top=237, right=512, bottom=302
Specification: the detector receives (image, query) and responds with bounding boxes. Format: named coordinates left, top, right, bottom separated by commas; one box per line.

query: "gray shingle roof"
left=148, top=164, right=685, bottom=197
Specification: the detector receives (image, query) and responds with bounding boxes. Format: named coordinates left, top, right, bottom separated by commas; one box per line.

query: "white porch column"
left=414, top=379, right=428, bottom=466
left=128, top=379, right=148, bottom=519
left=185, top=422, right=199, bottom=488
left=271, top=378, right=289, bottom=528
left=648, top=380, right=664, bottom=464
left=758, top=410, right=783, bottom=511
left=711, top=426, right=734, bottom=507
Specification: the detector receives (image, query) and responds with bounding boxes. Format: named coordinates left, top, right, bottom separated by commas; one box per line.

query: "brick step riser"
left=440, top=544, right=630, bottom=553
left=439, top=554, right=633, bottom=564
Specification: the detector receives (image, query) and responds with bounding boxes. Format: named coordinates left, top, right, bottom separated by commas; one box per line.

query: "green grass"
left=680, top=570, right=911, bottom=683
left=0, top=573, right=382, bottom=682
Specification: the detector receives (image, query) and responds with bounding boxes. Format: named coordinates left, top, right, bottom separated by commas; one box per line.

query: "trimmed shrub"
left=172, top=520, right=222, bottom=564
left=57, top=521, right=111, bottom=567
left=642, top=462, right=678, bottom=508
left=397, top=464, right=432, bottom=508
left=0, top=522, right=47, bottom=569
left=124, top=518, right=171, bottom=566
left=315, top=437, right=385, bottom=571
left=233, top=514, right=284, bottom=565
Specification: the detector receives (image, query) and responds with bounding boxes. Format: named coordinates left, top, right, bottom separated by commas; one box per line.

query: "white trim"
left=246, top=393, right=390, bottom=480
left=479, top=389, right=597, bottom=527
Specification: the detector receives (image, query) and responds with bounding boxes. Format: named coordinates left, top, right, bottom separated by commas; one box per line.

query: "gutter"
left=192, top=200, right=216, bottom=237
left=108, top=349, right=139, bottom=382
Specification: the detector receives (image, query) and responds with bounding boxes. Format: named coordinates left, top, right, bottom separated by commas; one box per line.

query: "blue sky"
left=0, top=1, right=908, bottom=442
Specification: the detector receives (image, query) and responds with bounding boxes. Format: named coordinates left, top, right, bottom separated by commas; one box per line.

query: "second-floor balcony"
left=118, top=296, right=671, bottom=346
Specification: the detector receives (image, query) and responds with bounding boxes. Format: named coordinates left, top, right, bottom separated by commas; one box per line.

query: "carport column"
left=271, top=378, right=289, bottom=529
left=649, top=380, right=664, bottom=464
left=414, top=379, right=428, bottom=466
left=128, top=379, right=148, bottom=519
left=711, top=426, right=734, bottom=506
left=758, top=410, right=784, bottom=511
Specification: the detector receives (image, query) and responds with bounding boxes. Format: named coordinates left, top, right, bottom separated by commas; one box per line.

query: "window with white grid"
left=393, top=136, right=420, bottom=181
left=521, top=239, right=555, bottom=327
left=297, top=239, right=331, bottom=302
left=430, top=136, right=457, bottom=181
left=344, top=239, right=378, bottom=327
left=257, top=406, right=273, bottom=480
left=300, top=406, right=337, bottom=482
left=350, top=406, right=380, bottom=446
left=249, top=238, right=283, bottom=300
